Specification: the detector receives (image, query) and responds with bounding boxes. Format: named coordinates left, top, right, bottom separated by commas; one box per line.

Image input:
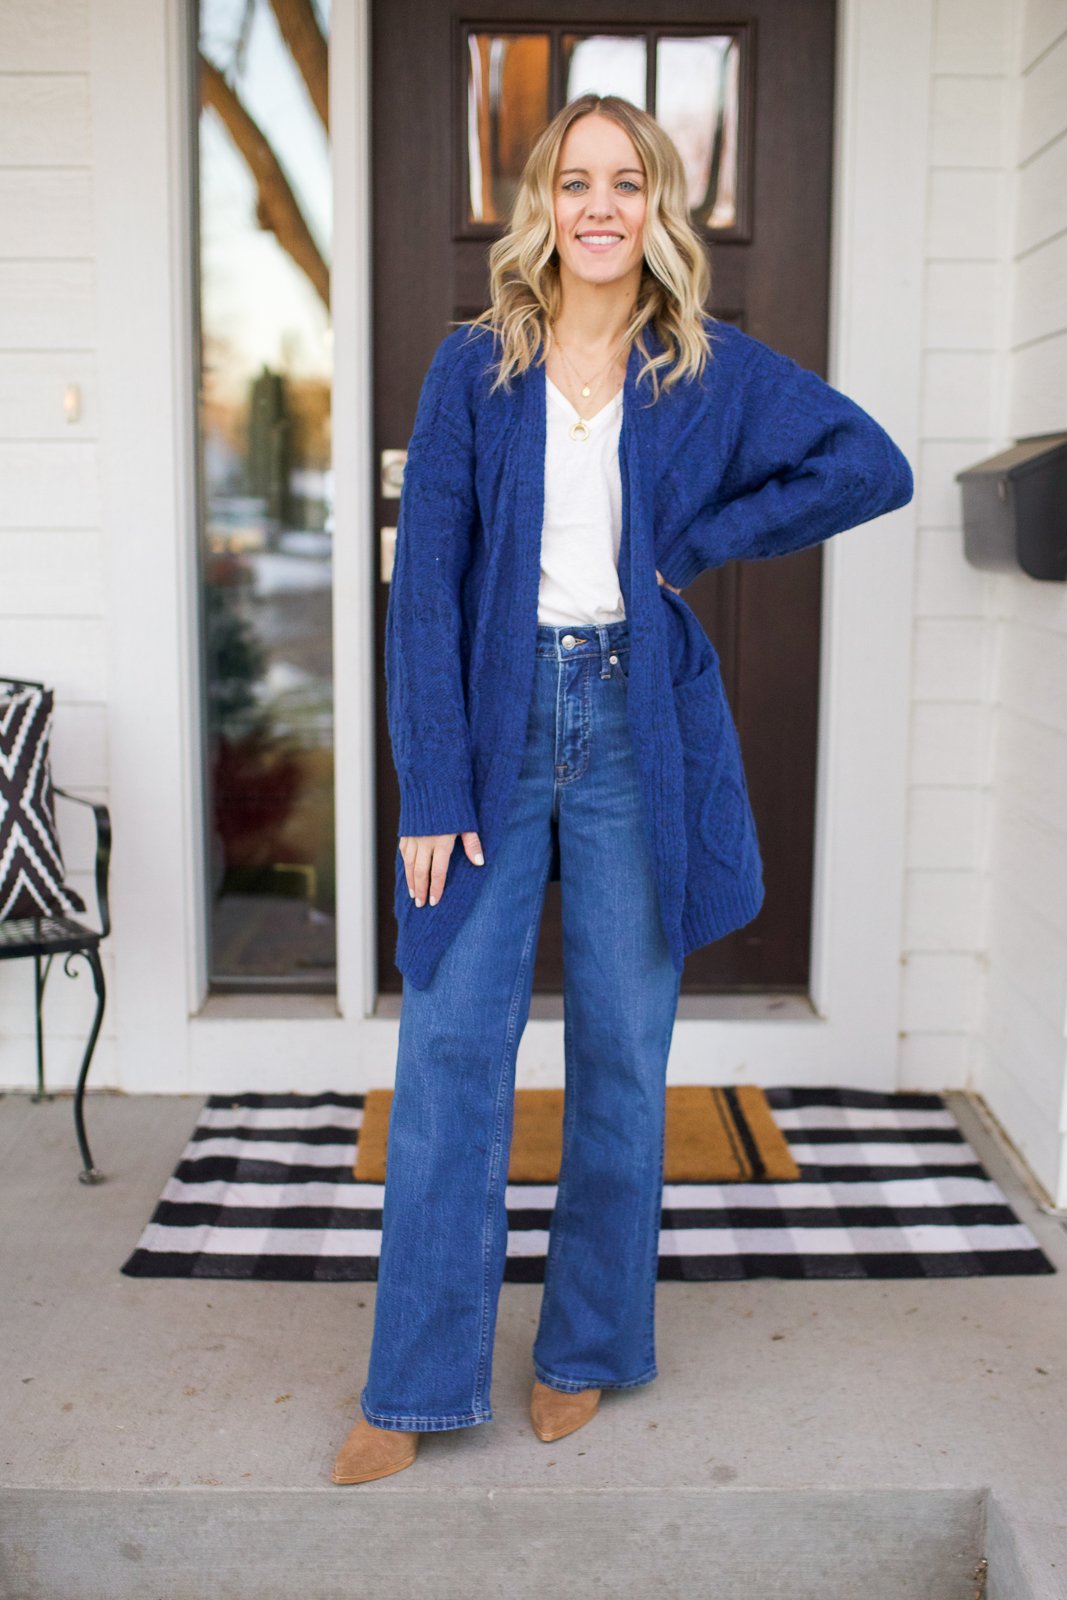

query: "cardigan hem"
left=393, top=862, right=484, bottom=990
left=397, top=867, right=767, bottom=992
left=678, top=869, right=765, bottom=962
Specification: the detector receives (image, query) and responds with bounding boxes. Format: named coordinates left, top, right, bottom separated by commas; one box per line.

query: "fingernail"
left=428, top=894, right=436, bottom=907
left=474, top=852, right=484, bottom=865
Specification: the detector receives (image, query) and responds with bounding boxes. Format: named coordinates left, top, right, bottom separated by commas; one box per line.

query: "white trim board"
left=70, top=0, right=927, bottom=1096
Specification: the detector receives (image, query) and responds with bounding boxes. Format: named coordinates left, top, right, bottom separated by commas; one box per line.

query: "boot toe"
left=530, top=1379, right=601, bottom=1441
left=331, top=1414, right=419, bottom=1484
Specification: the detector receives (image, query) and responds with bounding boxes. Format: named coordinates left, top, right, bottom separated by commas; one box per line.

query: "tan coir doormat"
left=354, top=1084, right=800, bottom=1184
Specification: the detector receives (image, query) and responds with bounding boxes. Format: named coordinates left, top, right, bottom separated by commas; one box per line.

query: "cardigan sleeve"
left=655, top=334, right=914, bottom=590
left=385, top=336, right=480, bottom=838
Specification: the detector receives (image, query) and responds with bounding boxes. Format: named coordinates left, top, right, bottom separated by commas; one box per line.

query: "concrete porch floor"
left=1, top=1088, right=1065, bottom=1600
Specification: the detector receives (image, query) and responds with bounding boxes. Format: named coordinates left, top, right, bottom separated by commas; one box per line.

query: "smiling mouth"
left=576, top=233, right=623, bottom=249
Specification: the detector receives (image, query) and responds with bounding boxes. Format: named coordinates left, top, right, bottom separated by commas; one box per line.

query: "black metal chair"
left=0, top=675, right=112, bottom=1183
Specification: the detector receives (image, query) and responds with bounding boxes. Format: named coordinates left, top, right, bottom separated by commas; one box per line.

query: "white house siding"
left=895, top=0, right=1017, bottom=1088
left=982, top=0, right=1067, bottom=1202
left=899, top=0, right=1009, bottom=1095
left=900, top=0, right=1067, bottom=1201
left=0, top=0, right=118, bottom=1087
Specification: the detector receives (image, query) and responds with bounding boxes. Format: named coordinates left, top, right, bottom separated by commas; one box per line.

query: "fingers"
left=399, top=837, right=416, bottom=901
left=461, top=831, right=485, bottom=867
left=398, top=831, right=483, bottom=908
left=399, top=834, right=450, bottom=907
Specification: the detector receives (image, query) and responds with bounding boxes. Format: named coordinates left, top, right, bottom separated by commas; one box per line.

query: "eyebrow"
left=559, top=166, right=644, bottom=176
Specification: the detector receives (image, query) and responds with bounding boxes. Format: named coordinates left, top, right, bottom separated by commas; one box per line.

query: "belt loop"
left=596, top=623, right=611, bottom=679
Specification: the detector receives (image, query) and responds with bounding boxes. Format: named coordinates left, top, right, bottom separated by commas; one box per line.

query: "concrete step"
left=1, top=1093, right=1064, bottom=1600
left=2, top=1484, right=989, bottom=1600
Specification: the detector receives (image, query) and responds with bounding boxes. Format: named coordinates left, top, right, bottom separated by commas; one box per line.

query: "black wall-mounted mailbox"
left=955, top=432, right=1067, bottom=581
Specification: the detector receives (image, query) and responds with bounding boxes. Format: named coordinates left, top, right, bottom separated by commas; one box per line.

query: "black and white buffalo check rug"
left=120, top=1087, right=1056, bottom=1281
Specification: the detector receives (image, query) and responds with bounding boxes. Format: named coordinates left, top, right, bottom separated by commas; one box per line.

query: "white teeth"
left=578, top=234, right=621, bottom=243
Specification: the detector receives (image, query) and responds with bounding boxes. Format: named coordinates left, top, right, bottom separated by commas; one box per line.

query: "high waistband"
left=534, top=618, right=630, bottom=662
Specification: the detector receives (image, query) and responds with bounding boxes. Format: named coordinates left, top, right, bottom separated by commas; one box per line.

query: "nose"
left=585, top=184, right=616, bottom=219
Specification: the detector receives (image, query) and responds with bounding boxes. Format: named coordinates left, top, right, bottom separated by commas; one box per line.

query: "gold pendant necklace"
left=548, top=325, right=627, bottom=443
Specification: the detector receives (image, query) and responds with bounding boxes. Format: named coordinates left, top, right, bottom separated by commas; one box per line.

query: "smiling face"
left=552, top=112, right=647, bottom=289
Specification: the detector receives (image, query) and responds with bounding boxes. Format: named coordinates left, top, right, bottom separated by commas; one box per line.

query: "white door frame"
left=81, top=0, right=926, bottom=1096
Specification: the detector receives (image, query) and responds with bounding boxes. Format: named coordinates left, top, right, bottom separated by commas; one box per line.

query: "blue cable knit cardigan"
left=386, top=313, right=914, bottom=988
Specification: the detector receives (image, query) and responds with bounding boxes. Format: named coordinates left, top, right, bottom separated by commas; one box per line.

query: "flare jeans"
left=361, top=619, right=682, bottom=1431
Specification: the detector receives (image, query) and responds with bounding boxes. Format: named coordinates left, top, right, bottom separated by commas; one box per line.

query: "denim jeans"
left=361, top=619, right=682, bottom=1431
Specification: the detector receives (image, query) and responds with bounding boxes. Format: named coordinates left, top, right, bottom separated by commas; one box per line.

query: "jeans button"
left=561, top=633, right=576, bottom=649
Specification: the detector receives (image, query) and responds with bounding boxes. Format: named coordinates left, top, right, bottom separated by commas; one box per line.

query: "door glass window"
left=462, top=23, right=748, bottom=238
left=655, top=35, right=740, bottom=229
left=467, top=32, right=550, bottom=224
left=562, top=33, right=648, bottom=106
left=194, top=0, right=335, bottom=991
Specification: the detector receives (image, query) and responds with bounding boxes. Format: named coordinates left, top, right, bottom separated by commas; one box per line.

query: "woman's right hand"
left=399, top=830, right=485, bottom=908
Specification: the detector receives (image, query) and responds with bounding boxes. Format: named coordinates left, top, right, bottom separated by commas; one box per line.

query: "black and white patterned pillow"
left=0, top=683, right=87, bottom=922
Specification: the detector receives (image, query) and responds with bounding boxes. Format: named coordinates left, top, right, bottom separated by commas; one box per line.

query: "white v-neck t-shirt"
left=536, top=374, right=627, bottom=627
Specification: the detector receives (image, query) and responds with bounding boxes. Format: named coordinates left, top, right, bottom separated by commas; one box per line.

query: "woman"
left=331, top=93, right=912, bottom=1484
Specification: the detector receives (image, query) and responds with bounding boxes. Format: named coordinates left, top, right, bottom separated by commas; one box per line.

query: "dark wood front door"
left=373, top=0, right=837, bottom=996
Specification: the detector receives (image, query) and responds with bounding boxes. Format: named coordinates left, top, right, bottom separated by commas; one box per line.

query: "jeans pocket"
left=672, top=658, right=748, bottom=873
left=609, top=648, right=630, bottom=684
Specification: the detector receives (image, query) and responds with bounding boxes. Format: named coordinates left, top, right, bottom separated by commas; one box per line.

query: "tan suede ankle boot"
left=331, top=1413, right=419, bottom=1484
left=529, top=1378, right=602, bottom=1442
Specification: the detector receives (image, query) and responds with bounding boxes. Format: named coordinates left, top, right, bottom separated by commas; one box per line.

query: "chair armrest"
left=52, top=786, right=112, bottom=940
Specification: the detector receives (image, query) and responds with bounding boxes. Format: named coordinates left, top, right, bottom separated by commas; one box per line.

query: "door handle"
left=381, top=448, right=406, bottom=498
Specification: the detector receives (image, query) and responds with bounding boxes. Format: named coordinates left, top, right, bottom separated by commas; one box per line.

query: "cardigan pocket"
left=658, top=582, right=718, bottom=691
left=672, top=656, right=748, bottom=874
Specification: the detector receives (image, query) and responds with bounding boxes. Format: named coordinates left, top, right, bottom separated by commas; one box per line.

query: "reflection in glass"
left=196, top=0, right=335, bottom=990
left=467, top=32, right=549, bottom=223
left=464, top=27, right=744, bottom=236
left=656, top=35, right=740, bottom=229
left=562, top=34, right=647, bottom=108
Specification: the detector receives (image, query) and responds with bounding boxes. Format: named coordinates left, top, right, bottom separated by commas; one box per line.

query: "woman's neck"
left=545, top=279, right=636, bottom=407
left=549, top=285, right=635, bottom=362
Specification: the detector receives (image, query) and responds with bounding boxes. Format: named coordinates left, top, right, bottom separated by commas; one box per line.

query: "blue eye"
left=561, top=179, right=642, bottom=193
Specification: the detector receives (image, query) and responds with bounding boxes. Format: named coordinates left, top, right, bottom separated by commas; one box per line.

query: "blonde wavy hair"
left=460, top=93, right=715, bottom=403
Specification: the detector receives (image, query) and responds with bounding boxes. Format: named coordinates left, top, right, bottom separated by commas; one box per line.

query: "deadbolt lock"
left=380, top=526, right=397, bottom=583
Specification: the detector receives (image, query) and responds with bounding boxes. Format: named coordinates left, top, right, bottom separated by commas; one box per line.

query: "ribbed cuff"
left=654, top=536, right=705, bottom=591
left=397, top=771, right=479, bottom=838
